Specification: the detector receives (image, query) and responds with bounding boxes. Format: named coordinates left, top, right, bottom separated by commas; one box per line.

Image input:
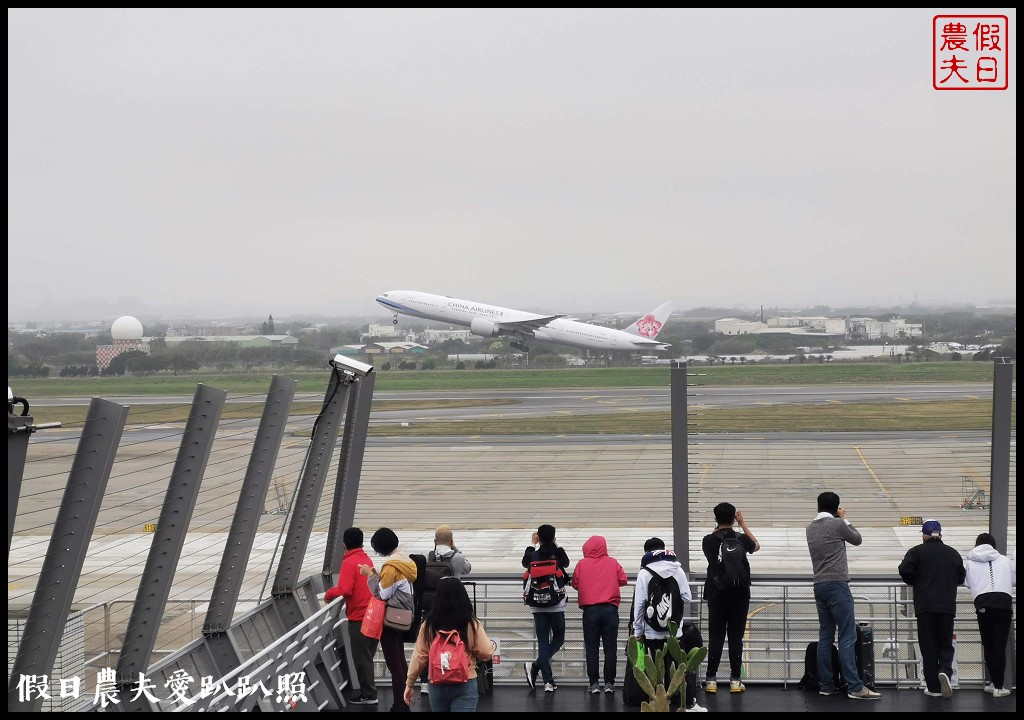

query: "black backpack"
left=798, top=641, right=845, bottom=692
left=404, top=553, right=428, bottom=643
left=642, top=566, right=684, bottom=632
left=713, top=531, right=750, bottom=591
left=424, top=551, right=456, bottom=594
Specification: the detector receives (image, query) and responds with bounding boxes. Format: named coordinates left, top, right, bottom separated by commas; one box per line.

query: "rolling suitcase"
left=855, top=622, right=876, bottom=689
left=462, top=581, right=493, bottom=695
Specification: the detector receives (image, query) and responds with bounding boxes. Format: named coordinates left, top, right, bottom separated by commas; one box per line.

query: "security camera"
left=330, top=354, right=374, bottom=379
left=9, top=386, right=30, bottom=416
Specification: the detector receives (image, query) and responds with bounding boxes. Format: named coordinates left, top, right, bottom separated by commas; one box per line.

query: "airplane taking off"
left=375, top=290, right=673, bottom=353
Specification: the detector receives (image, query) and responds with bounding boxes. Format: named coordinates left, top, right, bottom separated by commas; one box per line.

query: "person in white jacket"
left=963, top=532, right=1015, bottom=697
left=631, top=541, right=703, bottom=711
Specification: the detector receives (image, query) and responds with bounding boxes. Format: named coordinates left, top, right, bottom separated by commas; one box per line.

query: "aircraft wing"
left=496, top=315, right=564, bottom=333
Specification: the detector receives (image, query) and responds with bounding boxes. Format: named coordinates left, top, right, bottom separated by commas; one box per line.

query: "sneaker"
left=524, top=662, right=538, bottom=691
left=992, top=688, right=1012, bottom=698
left=604, top=683, right=615, bottom=694
left=923, top=689, right=943, bottom=697
left=349, top=695, right=378, bottom=705
left=848, top=686, right=882, bottom=700
left=704, top=680, right=718, bottom=694
left=938, top=672, right=953, bottom=698
left=588, top=683, right=601, bottom=694
left=818, top=688, right=840, bottom=696
left=544, top=683, right=558, bottom=692
left=687, top=702, right=709, bottom=712
left=730, top=680, right=745, bottom=693
left=420, top=685, right=429, bottom=695
left=983, top=683, right=995, bottom=694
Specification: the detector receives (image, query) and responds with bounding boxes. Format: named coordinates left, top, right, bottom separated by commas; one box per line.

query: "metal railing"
left=437, top=576, right=1014, bottom=690
left=35, top=574, right=1011, bottom=712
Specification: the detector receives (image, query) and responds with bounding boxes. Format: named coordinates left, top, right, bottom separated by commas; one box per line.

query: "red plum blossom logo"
left=635, top=315, right=662, bottom=338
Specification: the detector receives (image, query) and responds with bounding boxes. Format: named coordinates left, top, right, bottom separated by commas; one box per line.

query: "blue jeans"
left=813, top=581, right=863, bottom=692
left=428, top=678, right=478, bottom=712
left=532, top=611, right=566, bottom=684
left=582, top=604, right=620, bottom=685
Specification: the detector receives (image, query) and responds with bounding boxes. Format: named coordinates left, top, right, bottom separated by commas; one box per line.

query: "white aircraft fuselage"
left=376, top=290, right=672, bottom=352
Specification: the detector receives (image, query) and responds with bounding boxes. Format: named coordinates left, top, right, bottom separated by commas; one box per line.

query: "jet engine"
left=470, top=318, right=501, bottom=338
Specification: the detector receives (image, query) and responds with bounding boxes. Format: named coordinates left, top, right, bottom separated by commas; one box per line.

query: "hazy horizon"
left=8, top=9, right=1016, bottom=323
left=8, top=298, right=1015, bottom=331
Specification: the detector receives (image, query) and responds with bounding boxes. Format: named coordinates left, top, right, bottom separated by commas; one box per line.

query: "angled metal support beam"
left=8, top=411, right=33, bottom=554
left=204, top=376, right=296, bottom=677
left=671, top=363, right=690, bottom=574
left=8, top=399, right=128, bottom=712
left=115, top=384, right=225, bottom=707
left=987, top=358, right=1014, bottom=690
left=272, top=367, right=351, bottom=627
left=324, top=370, right=376, bottom=582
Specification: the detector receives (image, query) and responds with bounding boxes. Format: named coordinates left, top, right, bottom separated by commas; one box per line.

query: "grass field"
left=363, top=398, right=1011, bottom=436
left=30, top=397, right=1013, bottom=437
left=10, top=360, right=1007, bottom=398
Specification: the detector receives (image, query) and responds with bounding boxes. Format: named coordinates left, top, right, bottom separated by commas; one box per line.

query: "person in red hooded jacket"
left=324, top=527, right=379, bottom=705
left=571, top=535, right=628, bottom=694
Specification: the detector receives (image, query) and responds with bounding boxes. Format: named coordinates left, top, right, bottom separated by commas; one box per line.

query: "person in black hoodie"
left=898, top=519, right=966, bottom=699
left=521, top=524, right=571, bottom=693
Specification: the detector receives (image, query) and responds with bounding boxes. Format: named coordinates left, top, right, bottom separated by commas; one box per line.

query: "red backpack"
left=428, top=629, right=471, bottom=684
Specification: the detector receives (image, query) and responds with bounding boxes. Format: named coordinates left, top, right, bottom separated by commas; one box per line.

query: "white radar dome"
left=111, top=316, right=144, bottom=340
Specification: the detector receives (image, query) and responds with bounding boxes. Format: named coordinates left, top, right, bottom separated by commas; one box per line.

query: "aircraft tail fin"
left=624, top=301, right=673, bottom=339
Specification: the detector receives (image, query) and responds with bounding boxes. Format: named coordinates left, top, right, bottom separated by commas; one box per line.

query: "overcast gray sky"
left=8, top=8, right=1017, bottom=323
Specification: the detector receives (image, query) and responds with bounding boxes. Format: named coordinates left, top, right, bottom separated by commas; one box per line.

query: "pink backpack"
left=428, top=629, right=470, bottom=684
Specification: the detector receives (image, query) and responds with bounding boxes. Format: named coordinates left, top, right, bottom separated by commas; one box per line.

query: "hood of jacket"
left=582, top=535, right=609, bottom=559
left=967, top=544, right=1001, bottom=563
left=381, top=552, right=418, bottom=584
left=434, top=545, right=456, bottom=560
left=644, top=557, right=682, bottom=575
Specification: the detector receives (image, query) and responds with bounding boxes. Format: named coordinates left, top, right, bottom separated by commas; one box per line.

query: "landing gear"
left=392, top=314, right=399, bottom=325
left=510, top=340, right=530, bottom=353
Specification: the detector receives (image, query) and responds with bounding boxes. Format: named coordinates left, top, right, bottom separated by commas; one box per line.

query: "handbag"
left=384, top=604, right=414, bottom=632
left=361, top=596, right=385, bottom=640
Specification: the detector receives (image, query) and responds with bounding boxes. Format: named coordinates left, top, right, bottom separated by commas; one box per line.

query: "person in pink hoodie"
left=571, top=535, right=628, bottom=694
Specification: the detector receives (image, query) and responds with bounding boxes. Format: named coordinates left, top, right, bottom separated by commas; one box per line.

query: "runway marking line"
left=699, top=464, right=711, bottom=486
left=854, top=445, right=893, bottom=499
left=744, top=603, right=777, bottom=676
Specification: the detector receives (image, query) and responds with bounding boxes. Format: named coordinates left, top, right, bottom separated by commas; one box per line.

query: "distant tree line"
left=6, top=309, right=1015, bottom=377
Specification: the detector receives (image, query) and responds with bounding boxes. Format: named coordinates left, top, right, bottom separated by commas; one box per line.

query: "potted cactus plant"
left=628, top=621, right=708, bottom=712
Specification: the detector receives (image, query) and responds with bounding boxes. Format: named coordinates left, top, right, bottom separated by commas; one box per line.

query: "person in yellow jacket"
left=404, top=578, right=495, bottom=712
left=360, top=527, right=417, bottom=712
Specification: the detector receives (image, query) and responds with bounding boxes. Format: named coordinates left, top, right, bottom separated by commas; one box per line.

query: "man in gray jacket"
left=805, top=491, right=881, bottom=700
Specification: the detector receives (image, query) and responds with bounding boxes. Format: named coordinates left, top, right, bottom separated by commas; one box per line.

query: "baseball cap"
left=922, top=519, right=942, bottom=536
